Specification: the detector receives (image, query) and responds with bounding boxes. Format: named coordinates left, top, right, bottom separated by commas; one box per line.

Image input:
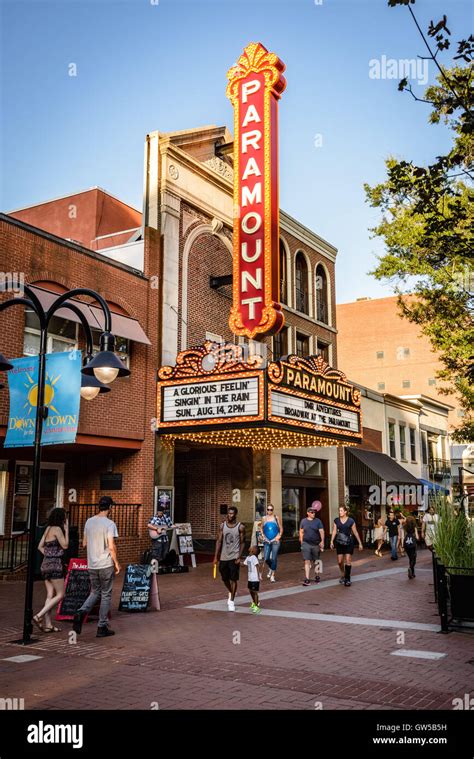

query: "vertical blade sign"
left=227, top=42, right=286, bottom=339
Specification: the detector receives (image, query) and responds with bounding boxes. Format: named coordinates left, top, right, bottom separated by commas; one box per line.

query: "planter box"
left=448, top=572, right=474, bottom=621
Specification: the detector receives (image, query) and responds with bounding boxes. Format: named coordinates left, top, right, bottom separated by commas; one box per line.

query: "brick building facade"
left=147, top=126, right=347, bottom=548
left=0, top=205, right=159, bottom=567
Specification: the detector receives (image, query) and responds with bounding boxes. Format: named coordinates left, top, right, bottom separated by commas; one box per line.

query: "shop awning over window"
left=29, top=286, right=151, bottom=345
left=345, top=448, right=422, bottom=487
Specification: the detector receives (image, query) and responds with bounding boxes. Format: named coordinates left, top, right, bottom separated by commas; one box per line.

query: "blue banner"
left=5, top=351, right=82, bottom=448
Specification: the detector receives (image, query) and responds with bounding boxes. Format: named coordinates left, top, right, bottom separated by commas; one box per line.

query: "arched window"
left=315, top=264, right=329, bottom=324
left=295, top=253, right=309, bottom=314
left=279, top=240, right=287, bottom=304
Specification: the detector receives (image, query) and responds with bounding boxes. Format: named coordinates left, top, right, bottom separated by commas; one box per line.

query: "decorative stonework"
left=211, top=217, right=224, bottom=235
left=203, top=157, right=233, bottom=181
left=168, top=164, right=179, bottom=180
left=182, top=209, right=201, bottom=236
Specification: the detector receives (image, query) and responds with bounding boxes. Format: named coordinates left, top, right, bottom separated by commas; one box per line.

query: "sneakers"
left=344, top=580, right=352, bottom=587
left=338, top=577, right=345, bottom=584
left=267, top=570, right=272, bottom=579
left=302, top=578, right=311, bottom=586
left=72, top=610, right=87, bottom=635
left=96, top=626, right=115, bottom=637
left=270, top=574, right=276, bottom=583
left=314, top=576, right=321, bottom=584
left=252, top=605, right=261, bottom=614
left=227, top=599, right=235, bottom=611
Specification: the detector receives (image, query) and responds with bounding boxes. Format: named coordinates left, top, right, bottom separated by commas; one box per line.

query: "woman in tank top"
left=33, top=507, right=69, bottom=633
left=261, top=504, right=283, bottom=582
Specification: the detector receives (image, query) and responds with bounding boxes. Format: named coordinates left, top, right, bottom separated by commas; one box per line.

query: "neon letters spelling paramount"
left=227, top=42, right=286, bottom=338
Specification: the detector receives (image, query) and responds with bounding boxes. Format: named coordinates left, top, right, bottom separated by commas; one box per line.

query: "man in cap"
left=299, top=506, right=325, bottom=586
left=73, top=496, right=121, bottom=637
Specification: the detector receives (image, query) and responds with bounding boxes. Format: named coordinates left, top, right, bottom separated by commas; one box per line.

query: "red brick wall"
left=0, top=217, right=160, bottom=556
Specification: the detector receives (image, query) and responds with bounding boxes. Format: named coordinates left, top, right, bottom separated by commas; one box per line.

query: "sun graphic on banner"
left=22, top=371, right=61, bottom=417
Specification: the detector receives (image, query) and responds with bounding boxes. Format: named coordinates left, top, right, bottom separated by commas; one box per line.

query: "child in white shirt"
left=243, top=545, right=262, bottom=614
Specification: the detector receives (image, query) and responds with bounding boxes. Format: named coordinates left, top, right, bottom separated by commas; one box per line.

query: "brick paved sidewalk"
left=0, top=548, right=472, bottom=711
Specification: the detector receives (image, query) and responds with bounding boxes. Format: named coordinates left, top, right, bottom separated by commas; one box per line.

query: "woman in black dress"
left=33, top=508, right=69, bottom=632
left=330, top=505, right=363, bottom=586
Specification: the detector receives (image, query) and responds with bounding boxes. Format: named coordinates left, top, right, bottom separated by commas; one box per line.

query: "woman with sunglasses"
left=261, top=504, right=283, bottom=583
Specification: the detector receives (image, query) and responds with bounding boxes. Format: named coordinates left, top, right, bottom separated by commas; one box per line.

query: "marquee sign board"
left=156, top=343, right=362, bottom=448
left=161, top=375, right=262, bottom=426
left=226, top=42, right=286, bottom=339
left=267, top=354, right=362, bottom=439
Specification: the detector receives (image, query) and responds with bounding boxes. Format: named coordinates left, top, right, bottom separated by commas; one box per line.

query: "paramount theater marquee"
left=156, top=41, right=363, bottom=450
left=157, top=342, right=362, bottom=450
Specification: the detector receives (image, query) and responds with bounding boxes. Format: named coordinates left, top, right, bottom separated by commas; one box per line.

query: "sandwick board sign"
left=56, top=558, right=90, bottom=621
left=119, top=564, right=160, bottom=612
left=175, top=523, right=194, bottom=555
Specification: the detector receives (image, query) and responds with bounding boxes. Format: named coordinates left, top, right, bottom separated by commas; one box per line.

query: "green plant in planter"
left=432, top=495, right=474, bottom=571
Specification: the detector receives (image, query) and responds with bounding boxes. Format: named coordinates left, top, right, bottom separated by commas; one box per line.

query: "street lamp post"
left=0, top=284, right=130, bottom=644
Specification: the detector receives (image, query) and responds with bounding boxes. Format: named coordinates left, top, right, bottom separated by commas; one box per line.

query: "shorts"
left=335, top=541, right=354, bottom=555
left=301, top=542, right=321, bottom=562
left=219, top=559, right=240, bottom=583
left=248, top=581, right=260, bottom=592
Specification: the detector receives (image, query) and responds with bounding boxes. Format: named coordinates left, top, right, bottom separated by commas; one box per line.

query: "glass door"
left=282, top=487, right=301, bottom=538
left=13, top=464, right=61, bottom=532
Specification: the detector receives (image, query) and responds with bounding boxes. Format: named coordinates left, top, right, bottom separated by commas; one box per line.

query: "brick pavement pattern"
left=0, top=549, right=472, bottom=710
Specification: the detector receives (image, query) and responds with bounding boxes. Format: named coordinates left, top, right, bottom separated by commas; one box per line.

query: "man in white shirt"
left=73, top=496, right=121, bottom=637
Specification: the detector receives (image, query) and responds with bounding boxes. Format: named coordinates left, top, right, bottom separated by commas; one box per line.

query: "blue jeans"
left=80, top=566, right=115, bottom=627
left=389, top=535, right=398, bottom=559
left=264, top=541, right=280, bottom=571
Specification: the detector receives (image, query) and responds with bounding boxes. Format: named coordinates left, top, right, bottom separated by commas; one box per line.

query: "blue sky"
left=1, top=0, right=471, bottom=302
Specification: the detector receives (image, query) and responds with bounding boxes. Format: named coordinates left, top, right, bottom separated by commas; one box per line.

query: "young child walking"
left=244, top=545, right=262, bottom=614
left=404, top=515, right=419, bottom=579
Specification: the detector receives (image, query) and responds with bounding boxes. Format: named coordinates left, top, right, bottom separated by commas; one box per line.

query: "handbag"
left=335, top=530, right=352, bottom=546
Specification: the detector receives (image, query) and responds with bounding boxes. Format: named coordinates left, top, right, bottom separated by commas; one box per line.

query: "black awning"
left=345, top=448, right=422, bottom=487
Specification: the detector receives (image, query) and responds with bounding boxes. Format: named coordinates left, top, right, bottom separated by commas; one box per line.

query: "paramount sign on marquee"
left=227, top=42, right=286, bottom=339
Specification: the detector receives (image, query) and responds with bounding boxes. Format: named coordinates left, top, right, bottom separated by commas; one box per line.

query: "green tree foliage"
left=365, top=2, right=473, bottom=441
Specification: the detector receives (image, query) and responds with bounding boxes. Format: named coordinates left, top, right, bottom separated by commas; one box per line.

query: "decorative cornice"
left=157, top=340, right=264, bottom=380
left=203, top=157, right=234, bottom=181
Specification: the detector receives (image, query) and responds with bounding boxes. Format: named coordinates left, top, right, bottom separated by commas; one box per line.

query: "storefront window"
left=399, top=424, right=407, bottom=460
left=282, top=487, right=301, bottom=538
left=409, top=427, right=417, bottom=462
left=296, top=332, right=309, bottom=358
left=273, top=327, right=288, bottom=361
left=13, top=464, right=61, bottom=532
left=282, top=456, right=322, bottom=477
left=24, top=310, right=77, bottom=356
left=388, top=422, right=396, bottom=458
left=92, top=329, right=130, bottom=369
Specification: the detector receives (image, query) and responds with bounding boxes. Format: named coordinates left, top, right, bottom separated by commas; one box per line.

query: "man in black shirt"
left=299, top=507, right=325, bottom=586
left=384, top=510, right=400, bottom=560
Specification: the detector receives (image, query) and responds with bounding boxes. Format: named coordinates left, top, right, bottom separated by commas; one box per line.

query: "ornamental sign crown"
left=226, top=42, right=286, bottom=339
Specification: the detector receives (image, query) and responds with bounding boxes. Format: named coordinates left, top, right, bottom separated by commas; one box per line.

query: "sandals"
left=43, top=626, right=61, bottom=633
left=32, top=615, right=44, bottom=632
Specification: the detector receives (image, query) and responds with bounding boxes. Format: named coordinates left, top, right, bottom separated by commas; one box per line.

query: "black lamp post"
left=0, top=284, right=129, bottom=644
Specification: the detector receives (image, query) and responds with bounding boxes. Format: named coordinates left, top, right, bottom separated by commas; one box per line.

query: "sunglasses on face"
left=267, top=508, right=274, bottom=512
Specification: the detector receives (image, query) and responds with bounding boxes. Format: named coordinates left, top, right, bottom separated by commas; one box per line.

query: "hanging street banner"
left=227, top=42, right=286, bottom=339
left=156, top=342, right=362, bottom=450
left=5, top=351, right=82, bottom=448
